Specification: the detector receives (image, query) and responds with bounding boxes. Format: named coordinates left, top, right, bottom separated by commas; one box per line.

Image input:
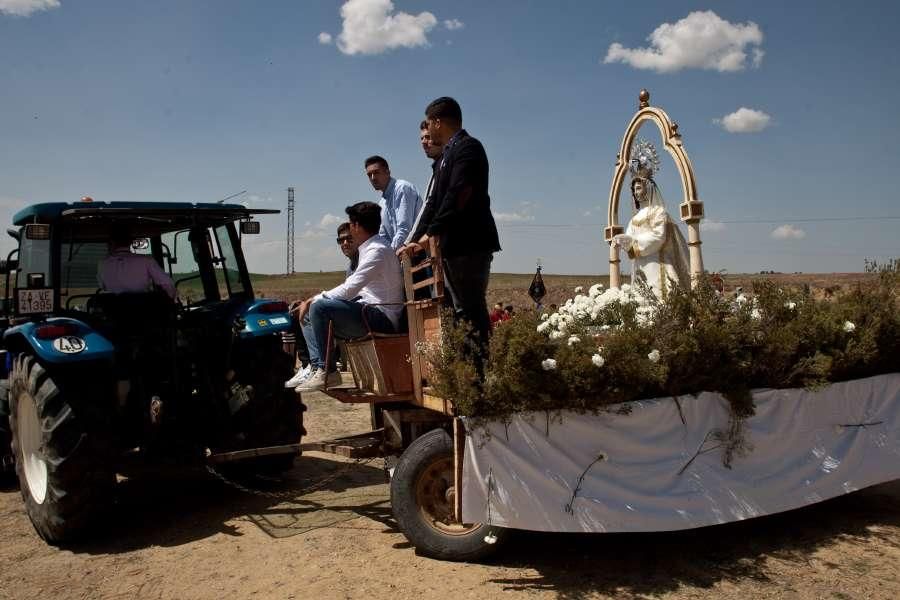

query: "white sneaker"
left=297, top=369, right=342, bottom=392
left=284, top=364, right=312, bottom=389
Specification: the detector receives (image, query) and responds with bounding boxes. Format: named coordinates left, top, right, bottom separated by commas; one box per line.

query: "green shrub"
left=429, top=261, right=900, bottom=423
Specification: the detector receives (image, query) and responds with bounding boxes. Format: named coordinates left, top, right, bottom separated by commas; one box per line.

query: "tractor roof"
left=13, top=202, right=278, bottom=226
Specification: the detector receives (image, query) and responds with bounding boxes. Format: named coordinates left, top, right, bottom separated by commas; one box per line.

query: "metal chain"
left=205, top=456, right=379, bottom=501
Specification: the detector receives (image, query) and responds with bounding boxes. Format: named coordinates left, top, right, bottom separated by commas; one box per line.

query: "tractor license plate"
left=17, top=289, right=54, bottom=314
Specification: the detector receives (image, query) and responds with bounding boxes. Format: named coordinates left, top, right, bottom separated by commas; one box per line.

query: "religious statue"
left=612, top=140, right=690, bottom=298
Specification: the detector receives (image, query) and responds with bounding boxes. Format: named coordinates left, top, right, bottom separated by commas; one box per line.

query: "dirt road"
left=3, top=385, right=900, bottom=599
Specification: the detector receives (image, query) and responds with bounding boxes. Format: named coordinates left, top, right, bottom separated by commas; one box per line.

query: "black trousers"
left=442, top=252, right=493, bottom=356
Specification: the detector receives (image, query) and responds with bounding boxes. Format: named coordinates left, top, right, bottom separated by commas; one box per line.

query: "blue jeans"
left=304, top=297, right=396, bottom=370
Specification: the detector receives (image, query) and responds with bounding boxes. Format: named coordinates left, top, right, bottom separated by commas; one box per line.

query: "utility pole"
left=286, top=187, right=295, bottom=275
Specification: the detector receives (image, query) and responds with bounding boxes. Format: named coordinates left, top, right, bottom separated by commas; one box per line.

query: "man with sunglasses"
left=285, top=222, right=361, bottom=388
left=336, top=221, right=360, bottom=275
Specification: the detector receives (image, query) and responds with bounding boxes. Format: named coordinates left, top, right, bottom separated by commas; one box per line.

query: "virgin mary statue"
left=613, top=140, right=690, bottom=299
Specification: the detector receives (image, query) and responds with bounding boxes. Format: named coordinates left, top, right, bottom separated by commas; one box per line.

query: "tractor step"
left=300, top=429, right=383, bottom=458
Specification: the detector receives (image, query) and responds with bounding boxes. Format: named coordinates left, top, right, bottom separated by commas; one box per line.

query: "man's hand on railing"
left=396, top=234, right=440, bottom=258
left=396, top=242, right=423, bottom=258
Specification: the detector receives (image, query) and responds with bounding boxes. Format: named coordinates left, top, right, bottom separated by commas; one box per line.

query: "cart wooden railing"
left=400, top=237, right=452, bottom=414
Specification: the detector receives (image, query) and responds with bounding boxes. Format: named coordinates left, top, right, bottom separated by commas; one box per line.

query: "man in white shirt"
left=292, top=201, right=404, bottom=392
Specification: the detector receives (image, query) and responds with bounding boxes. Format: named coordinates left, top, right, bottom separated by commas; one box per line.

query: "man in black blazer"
left=400, top=96, right=501, bottom=354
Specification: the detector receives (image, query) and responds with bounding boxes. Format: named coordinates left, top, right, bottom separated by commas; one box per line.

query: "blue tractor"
left=0, top=201, right=303, bottom=543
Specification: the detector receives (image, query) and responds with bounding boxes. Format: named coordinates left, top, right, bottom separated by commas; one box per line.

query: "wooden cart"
left=305, top=238, right=491, bottom=561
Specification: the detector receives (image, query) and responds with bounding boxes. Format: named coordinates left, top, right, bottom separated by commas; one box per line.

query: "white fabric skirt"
left=461, top=373, right=900, bottom=533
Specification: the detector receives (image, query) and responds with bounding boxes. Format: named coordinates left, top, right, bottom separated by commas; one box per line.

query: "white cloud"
left=318, top=213, right=343, bottom=228
left=334, top=0, right=437, bottom=56
left=603, top=10, right=764, bottom=73
left=494, top=200, right=538, bottom=223
left=318, top=32, right=333, bottom=45
left=443, top=18, right=464, bottom=30
left=701, top=219, right=726, bottom=232
left=0, top=0, right=59, bottom=17
left=714, top=107, right=772, bottom=133
left=770, top=224, right=806, bottom=240
left=495, top=201, right=538, bottom=223
left=299, top=213, right=345, bottom=239
left=244, top=194, right=275, bottom=205
left=495, top=212, right=535, bottom=223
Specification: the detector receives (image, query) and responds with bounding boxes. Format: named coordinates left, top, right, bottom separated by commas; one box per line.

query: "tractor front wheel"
left=9, top=355, right=115, bottom=543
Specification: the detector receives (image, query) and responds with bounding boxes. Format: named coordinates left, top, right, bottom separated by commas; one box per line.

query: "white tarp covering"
left=461, top=373, right=900, bottom=533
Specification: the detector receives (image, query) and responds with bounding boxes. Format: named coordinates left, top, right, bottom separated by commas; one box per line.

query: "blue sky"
left=2, top=0, right=898, bottom=275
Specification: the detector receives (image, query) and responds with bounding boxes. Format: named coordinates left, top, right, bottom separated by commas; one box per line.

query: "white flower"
left=784, top=301, right=796, bottom=310
left=574, top=286, right=583, bottom=293
left=549, top=313, right=560, bottom=326
left=750, top=308, right=762, bottom=319
left=735, top=294, right=748, bottom=304
left=647, top=349, right=661, bottom=363
left=536, top=321, right=551, bottom=334
left=567, top=335, right=581, bottom=346
left=843, top=321, right=856, bottom=333
left=591, top=353, right=605, bottom=368
left=549, top=330, right=565, bottom=340
left=541, top=358, right=557, bottom=371
left=540, top=313, right=549, bottom=321
left=483, top=532, right=498, bottom=544
left=589, top=283, right=604, bottom=298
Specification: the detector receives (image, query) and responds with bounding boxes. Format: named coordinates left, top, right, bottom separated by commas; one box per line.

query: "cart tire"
left=391, top=428, right=506, bottom=561
left=9, top=355, right=115, bottom=543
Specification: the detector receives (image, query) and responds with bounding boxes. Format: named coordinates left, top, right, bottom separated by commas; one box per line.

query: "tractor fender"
left=237, top=299, right=292, bottom=339
left=3, top=317, right=114, bottom=364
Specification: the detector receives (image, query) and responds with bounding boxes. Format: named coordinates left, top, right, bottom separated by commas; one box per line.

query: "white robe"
left=625, top=204, right=690, bottom=298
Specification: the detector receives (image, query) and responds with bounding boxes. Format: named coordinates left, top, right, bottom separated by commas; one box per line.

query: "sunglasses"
left=336, top=236, right=353, bottom=244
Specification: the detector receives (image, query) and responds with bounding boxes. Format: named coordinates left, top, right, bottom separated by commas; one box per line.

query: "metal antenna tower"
left=286, top=187, right=295, bottom=274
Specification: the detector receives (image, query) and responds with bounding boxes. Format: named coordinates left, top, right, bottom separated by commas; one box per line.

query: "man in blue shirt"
left=364, top=155, right=422, bottom=250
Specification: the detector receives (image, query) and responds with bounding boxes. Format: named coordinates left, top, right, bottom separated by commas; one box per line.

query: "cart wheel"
left=391, top=428, right=506, bottom=561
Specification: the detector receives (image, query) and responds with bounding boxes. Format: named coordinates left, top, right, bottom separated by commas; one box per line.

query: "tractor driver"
left=98, top=230, right=176, bottom=300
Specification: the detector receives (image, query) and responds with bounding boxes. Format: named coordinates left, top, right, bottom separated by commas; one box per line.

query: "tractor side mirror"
left=0, top=258, right=18, bottom=275
left=240, top=220, right=261, bottom=235
left=7, top=228, right=20, bottom=242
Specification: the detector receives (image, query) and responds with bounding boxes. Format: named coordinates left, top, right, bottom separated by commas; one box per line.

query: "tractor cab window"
left=162, top=229, right=206, bottom=305
left=15, top=235, right=52, bottom=291
left=59, top=242, right=108, bottom=310
left=212, top=225, right=247, bottom=299
left=161, top=224, right=248, bottom=305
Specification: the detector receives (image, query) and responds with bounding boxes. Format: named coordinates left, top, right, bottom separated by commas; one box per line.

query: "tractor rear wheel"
left=9, top=355, right=115, bottom=543
left=0, top=378, right=14, bottom=480
left=391, top=428, right=506, bottom=561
